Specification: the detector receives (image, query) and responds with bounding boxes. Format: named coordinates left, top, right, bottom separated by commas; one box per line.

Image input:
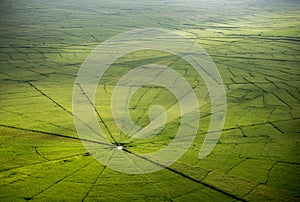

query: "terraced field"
left=0, top=0, right=299, bottom=201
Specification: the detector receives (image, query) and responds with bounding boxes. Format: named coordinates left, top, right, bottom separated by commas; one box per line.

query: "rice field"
left=0, top=0, right=299, bottom=201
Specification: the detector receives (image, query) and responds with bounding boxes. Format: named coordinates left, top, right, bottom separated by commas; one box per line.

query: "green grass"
left=0, top=0, right=299, bottom=201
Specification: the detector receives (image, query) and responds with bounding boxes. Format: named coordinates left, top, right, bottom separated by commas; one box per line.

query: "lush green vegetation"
left=0, top=0, right=299, bottom=201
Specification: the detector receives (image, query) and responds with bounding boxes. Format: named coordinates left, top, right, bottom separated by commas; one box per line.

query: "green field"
left=0, top=0, right=300, bottom=201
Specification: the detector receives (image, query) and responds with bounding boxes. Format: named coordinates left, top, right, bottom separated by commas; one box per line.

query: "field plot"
left=0, top=0, right=299, bottom=201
